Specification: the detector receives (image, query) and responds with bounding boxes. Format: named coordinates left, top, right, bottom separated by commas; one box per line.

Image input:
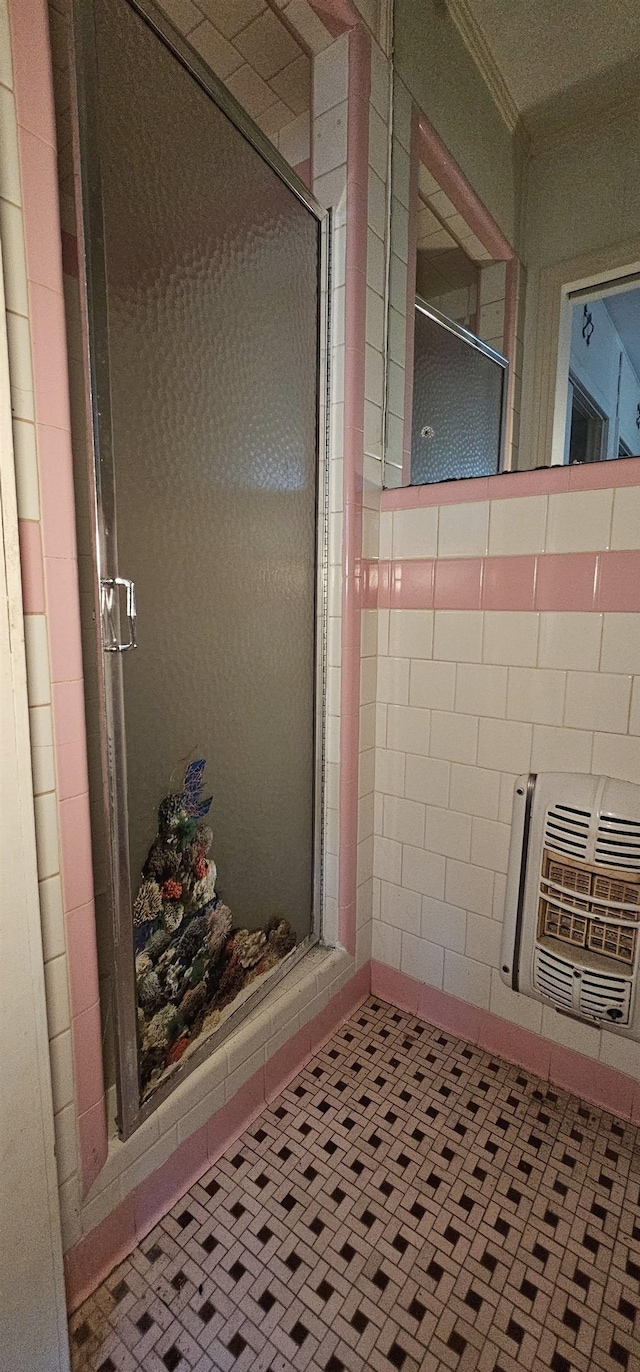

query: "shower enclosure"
left=72, top=0, right=328, bottom=1136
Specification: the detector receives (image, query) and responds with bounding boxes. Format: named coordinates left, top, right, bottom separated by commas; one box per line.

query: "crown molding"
left=445, top=0, right=523, bottom=140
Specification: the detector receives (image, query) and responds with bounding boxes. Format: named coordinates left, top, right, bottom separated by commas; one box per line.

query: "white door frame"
left=0, top=238, right=70, bottom=1367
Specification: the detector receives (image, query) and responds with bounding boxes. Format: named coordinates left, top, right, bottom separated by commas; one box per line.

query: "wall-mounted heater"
left=501, top=774, right=640, bottom=1035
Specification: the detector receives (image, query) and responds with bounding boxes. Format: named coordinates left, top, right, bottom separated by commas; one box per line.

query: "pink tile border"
left=370, top=961, right=640, bottom=1124
left=381, top=456, right=640, bottom=511
left=417, top=114, right=513, bottom=263
left=63, top=967, right=370, bottom=1312
left=9, top=0, right=105, bottom=1195
left=362, top=550, right=640, bottom=613
left=18, top=519, right=45, bottom=612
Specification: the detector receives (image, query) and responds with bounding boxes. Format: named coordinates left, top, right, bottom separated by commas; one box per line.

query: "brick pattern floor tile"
left=69, top=998, right=640, bottom=1372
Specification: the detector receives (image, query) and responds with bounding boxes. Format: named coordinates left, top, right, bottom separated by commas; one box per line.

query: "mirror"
left=383, top=73, right=519, bottom=488
left=564, top=284, right=640, bottom=465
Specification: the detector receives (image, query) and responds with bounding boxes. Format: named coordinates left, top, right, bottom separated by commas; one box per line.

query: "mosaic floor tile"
left=69, top=998, right=640, bottom=1372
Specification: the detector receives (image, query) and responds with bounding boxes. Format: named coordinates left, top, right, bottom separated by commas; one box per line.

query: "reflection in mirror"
left=383, top=77, right=520, bottom=489
left=564, top=283, right=640, bottom=466
left=410, top=301, right=507, bottom=485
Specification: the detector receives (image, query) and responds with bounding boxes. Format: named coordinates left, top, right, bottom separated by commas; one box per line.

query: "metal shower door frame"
left=71, top=0, right=331, bottom=1138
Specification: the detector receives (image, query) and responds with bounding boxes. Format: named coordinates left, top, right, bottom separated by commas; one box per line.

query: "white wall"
left=373, top=486, right=640, bottom=1079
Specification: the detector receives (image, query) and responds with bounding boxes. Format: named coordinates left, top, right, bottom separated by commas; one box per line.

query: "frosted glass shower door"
left=410, top=301, right=507, bottom=485
left=75, top=0, right=326, bottom=1133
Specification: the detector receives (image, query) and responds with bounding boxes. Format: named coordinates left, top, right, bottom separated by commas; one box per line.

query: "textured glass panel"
left=93, top=0, right=319, bottom=1095
left=410, top=308, right=505, bottom=485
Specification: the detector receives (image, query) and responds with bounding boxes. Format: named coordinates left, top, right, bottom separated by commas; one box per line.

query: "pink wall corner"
left=77, top=1097, right=108, bottom=1195
left=548, top=1044, right=635, bottom=1121
left=134, top=1126, right=210, bottom=1244
left=476, top=1010, right=551, bottom=1080
left=370, top=960, right=419, bottom=1014
left=64, top=1194, right=136, bottom=1312
left=17, top=519, right=45, bottom=612
left=416, top=982, right=482, bottom=1044
left=72, top=1001, right=104, bottom=1116
left=341, top=960, right=370, bottom=1015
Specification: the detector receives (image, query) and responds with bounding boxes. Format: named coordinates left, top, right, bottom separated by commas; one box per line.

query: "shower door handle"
left=101, top=576, right=137, bottom=652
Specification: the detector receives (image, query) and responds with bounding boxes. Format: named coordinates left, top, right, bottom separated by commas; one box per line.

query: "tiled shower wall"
left=372, top=476, right=640, bottom=1082
left=5, top=0, right=392, bottom=1296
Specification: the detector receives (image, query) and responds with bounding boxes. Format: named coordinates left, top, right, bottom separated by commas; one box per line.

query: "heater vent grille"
left=595, top=813, right=640, bottom=870
left=579, top=967, right=631, bottom=1024
left=504, top=774, right=640, bottom=1038
left=544, top=805, right=590, bottom=858
left=533, top=946, right=573, bottom=1008
left=533, top=946, right=632, bottom=1025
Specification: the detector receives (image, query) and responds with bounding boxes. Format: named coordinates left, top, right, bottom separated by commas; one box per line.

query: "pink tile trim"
left=534, top=552, right=598, bottom=612
left=381, top=457, right=640, bottom=511
left=52, top=679, right=87, bottom=747
left=416, top=113, right=513, bottom=262
left=18, top=128, right=64, bottom=293
left=37, top=424, right=77, bottom=560
left=337, top=25, right=370, bottom=956
left=433, top=557, right=483, bottom=610
left=9, top=0, right=106, bottom=1197
left=8, top=0, right=57, bottom=146
left=482, top=555, right=536, bottom=611
left=548, top=1044, right=635, bottom=1119
left=58, top=790, right=95, bottom=918
left=66, top=903, right=101, bottom=1017
left=596, top=550, right=640, bottom=612
left=371, top=961, right=640, bottom=1122
left=369, top=962, right=418, bottom=1014
left=63, top=1195, right=137, bottom=1313
left=390, top=557, right=434, bottom=609
left=18, top=519, right=45, bottom=612
left=72, top=1001, right=105, bottom=1115
left=64, top=968, right=370, bottom=1311
left=416, top=983, right=482, bottom=1044
left=307, top=0, right=360, bottom=37
left=361, top=549, right=640, bottom=613
left=77, top=1098, right=108, bottom=1195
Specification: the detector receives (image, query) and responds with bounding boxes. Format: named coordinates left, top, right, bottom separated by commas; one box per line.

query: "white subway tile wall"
left=373, top=488, right=640, bottom=1078
left=0, top=21, right=81, bottom=1243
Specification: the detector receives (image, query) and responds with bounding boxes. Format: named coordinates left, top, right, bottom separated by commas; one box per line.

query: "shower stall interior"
left=69, top=0, right=328, bottom=1137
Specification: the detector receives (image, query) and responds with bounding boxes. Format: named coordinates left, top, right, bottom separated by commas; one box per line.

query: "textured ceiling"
left=461, top=0, right=640, bottom=114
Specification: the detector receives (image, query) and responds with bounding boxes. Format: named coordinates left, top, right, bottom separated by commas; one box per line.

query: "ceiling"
left=604, top=288, right=640, bottom=382
left=461, top=0, right=640, bottom=115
